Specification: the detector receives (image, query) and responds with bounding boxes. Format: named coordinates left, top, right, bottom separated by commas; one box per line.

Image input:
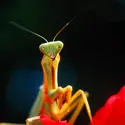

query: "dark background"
left=0, top=0, right=125, bottom=125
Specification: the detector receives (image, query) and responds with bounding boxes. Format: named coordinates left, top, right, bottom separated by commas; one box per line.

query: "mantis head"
left=39, top=41, right=63, bottom=59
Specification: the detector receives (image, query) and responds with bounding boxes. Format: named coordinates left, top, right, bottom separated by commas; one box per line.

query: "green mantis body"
left=27, top=41, right=92, bottom=125
left=0, top=20, right=92, bottom=125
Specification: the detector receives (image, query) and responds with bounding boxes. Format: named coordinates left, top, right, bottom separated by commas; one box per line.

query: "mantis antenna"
left=52, top=16, right=76, bottom=41
left=10, top=21, right=49, bottom=43
left=10, top=16, right=76, bottom=43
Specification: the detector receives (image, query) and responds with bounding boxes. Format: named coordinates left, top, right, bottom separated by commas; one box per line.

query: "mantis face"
left=39, top=41, right=63, bottom=59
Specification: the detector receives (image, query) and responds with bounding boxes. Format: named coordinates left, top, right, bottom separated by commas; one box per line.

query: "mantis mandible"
left=1, top=19, right=92, bottom=125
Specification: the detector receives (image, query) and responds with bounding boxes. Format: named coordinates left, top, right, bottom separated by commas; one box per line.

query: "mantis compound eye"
left=41, top=47, right=44, bottom=51
left=57, top=45, right=61, bottom=49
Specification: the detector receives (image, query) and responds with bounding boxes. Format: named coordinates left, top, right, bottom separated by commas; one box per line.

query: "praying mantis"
left=1, top=19, right=92, bottom=125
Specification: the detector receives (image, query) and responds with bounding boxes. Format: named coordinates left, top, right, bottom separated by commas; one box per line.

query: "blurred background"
left=0, top=0, right=125, bottom=124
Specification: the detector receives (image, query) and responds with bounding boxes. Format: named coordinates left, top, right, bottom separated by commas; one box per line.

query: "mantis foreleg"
left=50, top=88, right=92, bottom=125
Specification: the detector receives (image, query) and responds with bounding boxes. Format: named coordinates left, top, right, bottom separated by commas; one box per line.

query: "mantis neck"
left=41, top=54, right=60, bottom=93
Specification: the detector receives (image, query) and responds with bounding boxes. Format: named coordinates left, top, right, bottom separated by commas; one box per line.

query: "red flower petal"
left=40, top=115, right=55, bottom=125
left=90, top=85, right=125, bottom=125
left=39, top=114, right=72, bottom=125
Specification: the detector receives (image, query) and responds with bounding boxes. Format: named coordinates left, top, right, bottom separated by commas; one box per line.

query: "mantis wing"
left=28, top=85, right=43, bottom=118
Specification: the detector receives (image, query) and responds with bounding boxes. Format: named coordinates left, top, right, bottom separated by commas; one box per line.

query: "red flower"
left=39, top=114, right=72, bottom=125
left=90, top=85, right=125, bottom=125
